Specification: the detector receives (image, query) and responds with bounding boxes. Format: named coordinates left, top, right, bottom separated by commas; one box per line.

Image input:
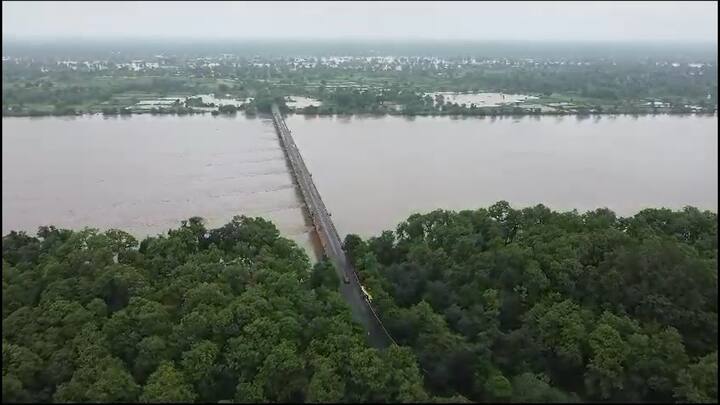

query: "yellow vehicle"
left=360, top=285, right=372, bottom=302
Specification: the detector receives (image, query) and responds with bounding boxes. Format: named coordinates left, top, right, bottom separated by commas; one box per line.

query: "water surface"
left=3, top=113, right=716, bottom=251
left=426, top=92, right=537, bottom=107
left=288, top=114, right=718, bottom=238
left=2, top=114, right=318, bottom=255
left=286, top=96, right=322, bottom=109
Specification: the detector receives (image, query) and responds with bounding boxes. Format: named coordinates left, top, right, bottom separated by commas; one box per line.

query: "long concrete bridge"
left=271, top=104, right=395, bottom=349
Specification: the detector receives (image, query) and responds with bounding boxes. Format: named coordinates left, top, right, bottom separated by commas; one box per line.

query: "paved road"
left=271, top=105, right=392, bottom=349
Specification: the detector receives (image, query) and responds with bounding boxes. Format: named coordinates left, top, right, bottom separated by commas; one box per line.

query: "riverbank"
left=3, top=108, right=717, bottom=119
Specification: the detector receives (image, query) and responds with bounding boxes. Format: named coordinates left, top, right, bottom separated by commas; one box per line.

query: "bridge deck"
left=271, top=105, right=394, bottom=349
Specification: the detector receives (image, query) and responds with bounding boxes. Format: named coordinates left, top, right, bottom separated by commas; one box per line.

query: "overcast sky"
left=2, top=1, right=717, bottom=42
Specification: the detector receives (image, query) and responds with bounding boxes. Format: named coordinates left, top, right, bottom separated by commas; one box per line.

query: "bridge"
left=271, top=104, right=395, bottom=349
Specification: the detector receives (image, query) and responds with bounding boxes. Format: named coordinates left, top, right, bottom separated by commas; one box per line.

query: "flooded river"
left=3, top=114, right=717, bottom=254
left=288, top=114, right=718, bottom=238
left=2, top=114, right=318, bottom=255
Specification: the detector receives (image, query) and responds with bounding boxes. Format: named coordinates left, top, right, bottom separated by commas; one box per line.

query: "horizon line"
left=2, top=35, right=718, bottom=45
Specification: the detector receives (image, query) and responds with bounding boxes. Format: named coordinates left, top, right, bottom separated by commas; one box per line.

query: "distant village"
left=2, top=53, right=715, bottom=76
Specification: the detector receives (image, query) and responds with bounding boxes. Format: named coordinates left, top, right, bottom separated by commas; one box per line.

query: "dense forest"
left=3, top=204, right=718, bottom=403
left=2, top=216, right=437, bottom=403
left=344, top=203, right=717, bottom=403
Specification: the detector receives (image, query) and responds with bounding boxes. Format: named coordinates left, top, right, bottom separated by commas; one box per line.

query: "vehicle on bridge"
left=343, top=274, right=350, bottom=284
left=360, top=285, right=373, bottom=302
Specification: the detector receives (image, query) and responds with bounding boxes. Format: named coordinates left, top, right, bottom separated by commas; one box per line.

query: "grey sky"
left=2, top=1, right=717, bottom=42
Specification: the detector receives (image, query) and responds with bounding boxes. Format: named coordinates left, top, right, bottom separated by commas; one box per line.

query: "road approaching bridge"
left=271, top=104, right=394, bottom=349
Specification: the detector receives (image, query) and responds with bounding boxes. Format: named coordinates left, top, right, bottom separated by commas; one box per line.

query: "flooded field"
left=194, top=94, right=252, bottom=107
left=132, top=94, right=252, bottom=111
left=285, top=96, right=322, bottom=109
left=426, top=92, right=538, bottom=107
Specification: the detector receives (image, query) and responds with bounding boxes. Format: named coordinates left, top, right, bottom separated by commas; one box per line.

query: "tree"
left=584, top=324, right=628, bottom=400
left=2, top=342, right=42, bottom=402
left=140, top=361, right=197, bottom=403
left=483, top=371, right=513, bottom=402
left=218, top=104, right=238, bottom=114
left=235, top=380, right=266, bottom=403
left=2, top=373, right=28, bottom=403
left=309, top=258, right=340, bottom=290
left=525, top=299, right=589, bottom=370
left=181, top=340, right=220, bottom=400
left=256, top=341, right=308, bottom=402
left=625, top=327, right=689, bottom=401
left=2, top=342, right=42, bottom=393
left=511, top=373, right=575, bottom=403
left=54, top=357, right=140, bottom=403
left=384, top=345, right=429, bottom=402
left=306, top=359, right=345, bottom=403
left=133, top=336, right=172, bottom=383
left=674, top=352, right=718, bottom=403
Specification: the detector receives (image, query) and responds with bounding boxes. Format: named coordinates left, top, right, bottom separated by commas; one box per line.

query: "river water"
left=2, top=114, right=717, bottom=253
left=2, top=114, right=318, bottom=255
left=287, top=114, right=718, bottom=238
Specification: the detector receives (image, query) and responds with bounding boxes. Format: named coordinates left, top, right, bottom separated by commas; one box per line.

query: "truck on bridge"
left=360, top=285, right=373, bottom=302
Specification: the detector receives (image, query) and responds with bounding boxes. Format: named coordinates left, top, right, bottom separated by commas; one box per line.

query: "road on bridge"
left=271, top=105, right=393, bottom=349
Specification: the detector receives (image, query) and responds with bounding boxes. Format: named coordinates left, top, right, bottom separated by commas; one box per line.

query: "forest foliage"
left=344, top=202, right=717, bottom=403
left=2, top=203, right=717, bottom=403
left=2, top=216, right=430, bottom=403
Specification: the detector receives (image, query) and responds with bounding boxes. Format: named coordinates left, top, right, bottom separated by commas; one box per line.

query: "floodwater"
left=426, top=92, right=537, bottom=107
left=2, top=114, right=319, bottom=257
left=285, top=96, right=322, bottom=109
left=287, top=114, right=718, bottom=239
left=2, top=114, right=717, bottom=254
left=194, top=94, right=251, bottom=107
left=133, top=94, right=252, bottom=111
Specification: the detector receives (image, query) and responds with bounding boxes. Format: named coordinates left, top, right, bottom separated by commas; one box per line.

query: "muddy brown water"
left=3, top=113, right=717, bottom=258
left=287, top=113, right=718, bottom=238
